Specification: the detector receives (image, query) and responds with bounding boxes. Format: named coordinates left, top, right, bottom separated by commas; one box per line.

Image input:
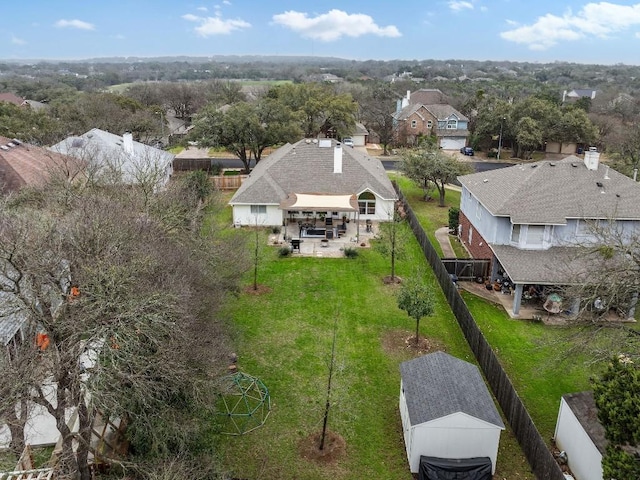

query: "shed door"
left=418, top=456, right=492, bottom=480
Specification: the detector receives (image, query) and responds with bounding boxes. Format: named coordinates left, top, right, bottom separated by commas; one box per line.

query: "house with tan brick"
left=393, top=90, right=469, bottom=149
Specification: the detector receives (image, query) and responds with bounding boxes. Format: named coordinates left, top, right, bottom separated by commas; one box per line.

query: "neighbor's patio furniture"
left=321, top=239, right=329, bottom=247
left=291, top=238, right=301, bottom=252
left=365, top=219, right=372, bottom=233
left=325, top=230, right=334, bottom=240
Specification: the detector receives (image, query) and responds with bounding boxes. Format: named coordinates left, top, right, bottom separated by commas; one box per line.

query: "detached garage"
left=399, top=351, right=505, bottom=477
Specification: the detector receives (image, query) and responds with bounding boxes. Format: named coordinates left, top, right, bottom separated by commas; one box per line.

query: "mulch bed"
left=243, top=284, right=272, bottom=295
left=298, top=430, right=346, bottom=464
left=382, top=275, right=403, bottom=285
left=381, top=330, right=446, bottom=357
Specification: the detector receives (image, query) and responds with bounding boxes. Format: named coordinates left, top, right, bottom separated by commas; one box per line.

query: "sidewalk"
left=435, top=227, right=455, bottom=258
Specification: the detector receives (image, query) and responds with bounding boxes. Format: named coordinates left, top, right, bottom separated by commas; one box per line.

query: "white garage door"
left=440, top=137, right=466, bottom=150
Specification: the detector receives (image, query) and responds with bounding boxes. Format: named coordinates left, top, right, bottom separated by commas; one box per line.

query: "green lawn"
left=393, top=175, right=603, bottom=441
left=216, top=215, right=533, bottom=479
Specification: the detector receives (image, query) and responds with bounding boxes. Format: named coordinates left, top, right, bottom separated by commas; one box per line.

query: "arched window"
left=358, top=192, right=376, bottom=215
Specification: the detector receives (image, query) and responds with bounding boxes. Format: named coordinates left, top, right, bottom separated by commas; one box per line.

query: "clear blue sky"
left=2, top=1, right=640, bottom=64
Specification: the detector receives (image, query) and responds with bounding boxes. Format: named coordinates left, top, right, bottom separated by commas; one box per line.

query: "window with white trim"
left=475, top=202, right=482, bottom=220
left=411, top=119, right=417, bottom=128
left=576, top=219, right=590, bottom=236
left=527, top=225, right=545, bottom=245
left=250, top=205, right=267, bottom=214
left=446, top=119, right=458, bottom=130
left=426, top=120, right=433, bottom=128
left=358, top=192, right=376, bottom=215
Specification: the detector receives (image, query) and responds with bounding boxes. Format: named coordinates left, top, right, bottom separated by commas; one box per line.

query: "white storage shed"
left=399, top=351, right=505, bottom=475
left=554, top=391, right=606, bottom=480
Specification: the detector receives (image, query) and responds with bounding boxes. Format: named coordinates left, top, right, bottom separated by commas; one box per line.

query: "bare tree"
left=0, top=183, right=245, bottom=479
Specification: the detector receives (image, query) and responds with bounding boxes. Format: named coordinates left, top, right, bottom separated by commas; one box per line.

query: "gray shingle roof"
left=229, top=139, right=397, bottom=205
left=50, top=128, right=174, bottom=185
left=490, top=245, right=592, bottom=284
left=458, top=157, right=640, bottom=224
left=393, top=104, right=469, bottom=122
left=400, top=351, right=504, bottom=428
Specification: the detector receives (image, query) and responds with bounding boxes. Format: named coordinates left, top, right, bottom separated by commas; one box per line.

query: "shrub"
left=343, top=247, right=359, bottom=259
left=271, top=226, right=282, bottom=234
left=209, top=162, right=223, bottom=176
left=448, top=207, right=460, bottom=232
left=278, top=247, right=292, bottom=257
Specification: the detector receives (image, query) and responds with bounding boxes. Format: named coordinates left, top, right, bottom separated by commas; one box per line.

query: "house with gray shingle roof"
left=229, top=138, right=397, bottom=226
left=399, top=351, right=504, bottom=475
left=50, top=129, right=174, bottom=190
left=457, top=150, right=640, bottom=315
left=393, top=90, right=469, bottom=149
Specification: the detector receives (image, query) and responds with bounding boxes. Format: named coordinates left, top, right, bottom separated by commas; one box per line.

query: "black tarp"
left=418, top=456, right=492, bottom=480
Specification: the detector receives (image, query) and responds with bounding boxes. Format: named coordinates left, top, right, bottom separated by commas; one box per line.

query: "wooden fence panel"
left=395, top=184, right=564, bottom=480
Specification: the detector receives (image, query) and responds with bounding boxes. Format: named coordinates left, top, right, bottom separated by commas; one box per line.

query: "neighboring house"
left=457, top=150, right=640, bottom=315
left=399, top=351, right=504, bottom=476
left=554, top=391, right=606, bottom=480
left=0, top=137, right=82, bottom=193
left=393, top=90, right=469, bottom=149
left=229, top=138, right=397, bottom=226
left=409, top=88, right=448, bottom=105
left=351, top=122, right=369, bottom=147
left=50, top=129, right=174, bottom=189
left=563, top=89, right=597, bottom=103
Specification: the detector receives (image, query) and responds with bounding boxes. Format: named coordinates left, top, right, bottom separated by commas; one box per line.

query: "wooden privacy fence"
left=395, top=185, right=564, bottom=480
left=210, top=175, right=248, bottom=190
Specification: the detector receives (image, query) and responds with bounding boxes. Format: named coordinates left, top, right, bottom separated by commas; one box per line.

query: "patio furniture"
left=365, top=219, right=372, bottom=233
left=321, top=239, right=329, bottom=247
left=291, top=238, right=301, bottom=252
left=325, top=217, right=333, bottom=226
left=325, top=230, right=334, bottom=240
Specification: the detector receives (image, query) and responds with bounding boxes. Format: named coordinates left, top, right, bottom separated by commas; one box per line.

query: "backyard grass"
left=215, top=214, right=533, bottom=479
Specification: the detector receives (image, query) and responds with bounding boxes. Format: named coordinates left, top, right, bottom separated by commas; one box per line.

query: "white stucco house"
left=229, top=138, right=397, bottom=227
left=457, top=149, right=640, bottom=315
left=50, top=129, right=174, bottom=190
left=554, top=391, right=606, bottom=480
left=399, top=352, right=505, bottom=475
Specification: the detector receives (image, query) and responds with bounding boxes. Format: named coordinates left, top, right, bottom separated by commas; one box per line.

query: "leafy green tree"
left=267, top=83, right=357, bottom=139
left=515, top=116, right=543, bottom=159
left=400, top=147, right=471, bottom=206
left=397, top=277, right=435, bottom=345
left=593, top=355, right=640, bottom=479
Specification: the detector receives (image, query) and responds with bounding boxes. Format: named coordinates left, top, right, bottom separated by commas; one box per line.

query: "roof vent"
left=318, top=139, right=331, bottom=148
left=483, top=179, right=489, bottom=183
left=531, top=164, right=538, bottom=168
left=312, top=139, right=318, bottom=144
left=571, top=163, right=577, bottom=167
left=11, top=139, right=21, bottom=145
left=596, top=181, right=604, bottom=188
left=616, top=193, right=621, bottom=198
left=305, top=139, right=311, bottom=144
left=549, top=162, right=556, bottom=166
left=0, top=145, right=9, bottom=151
left=6, top=142, right=15, bottom=147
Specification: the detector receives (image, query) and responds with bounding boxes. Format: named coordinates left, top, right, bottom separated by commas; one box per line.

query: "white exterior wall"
left=232, top=205, right=283, bottom=226
left=555, top=398, right=603, bottom=480
left=369, top=198, right=397, bottom=221
left=405, top=412, right=502, bottom=474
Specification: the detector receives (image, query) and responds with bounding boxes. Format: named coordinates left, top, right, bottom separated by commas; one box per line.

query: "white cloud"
left=480, top=6, right=488, bottom=12
left=114, top=34, right=125, bottom=40
left=272, top=9, right=401, bottom=42
left=55, top=19, right=95, bottom=30
left=197, top=6, right=208, bottom=12
left=222, top=0, right=231, bottom=5
left=11, top=35, right=26, bottom=45
left=448, top=1, right=474, bottom=12
left=501, top=2, right=640, bottom=50
left=182, top=13, right=250, bottom=36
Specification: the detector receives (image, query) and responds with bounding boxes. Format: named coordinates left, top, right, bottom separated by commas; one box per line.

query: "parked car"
left=460, top=146, right=474, bottom=156
left=342, top=137, right=354, bottom=147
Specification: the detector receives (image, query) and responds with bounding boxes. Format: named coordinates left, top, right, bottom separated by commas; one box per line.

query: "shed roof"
left=458, top=157, right=640, bottom=224
left=400, top=351, right=504, bottom=428
left=229, top=138, right=396, bottom=205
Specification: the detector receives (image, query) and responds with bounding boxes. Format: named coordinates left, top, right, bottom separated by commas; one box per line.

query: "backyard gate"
left=442, top=259, right=489, bottom=281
